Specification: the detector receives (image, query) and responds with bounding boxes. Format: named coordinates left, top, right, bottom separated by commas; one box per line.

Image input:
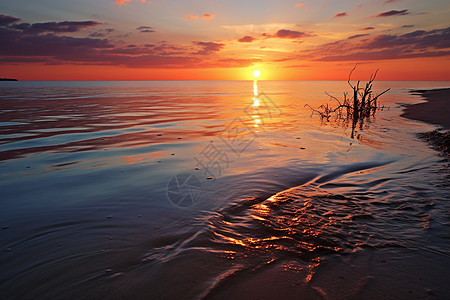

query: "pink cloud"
left=273, top=29, right=311, bottom=39
left=202, top=14, right=215, bottom=19
left=238, top=35, right=256, bottom=43
left=334, top=12, right=348, bottom=18
left=192, top=41, right=225, bottom=55
left=116, top=0, right=150, bottom=5
left=185, top=14, right=199, bottom=20
left=116, top=0, right=131, bottom=5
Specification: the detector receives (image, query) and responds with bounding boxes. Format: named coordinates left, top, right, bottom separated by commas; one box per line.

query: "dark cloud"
left=89, top=28, right=115, bottom=37
left=363, top=28, right=450, bottom=49
left=348, top=34, right=369, bottom=39
left=137, top=25, right=155, bottom=33
left=334, top=12, right=347, bottom=18
left=311, top=27, right=450, bottom=61
left=0, top=15, right=257, bottom=69
left=402, top=25, right=414, bottom=28
left=384, top=0, right=402, bottom=3
left=238, top=35, right=256, bottom=43
left=274, top=29, right=311, bottom=39
left=360, top=27, right=375, bottom=31
left=315, top=48, right=450, bottom=61
left=0, top=26, right=112, bottom=60
left=193, top=41, right=225, bottom=55
left=401, top=30, right=427, bottom=38
left=89, top=32, right=105, bottom=37
left=0, top=56, right=47, bottom=63
left=376, top=10, right=409, bottom=17
left=0, top=14, right=21, bottom=26
left=11, top=21, right=100, bottom=34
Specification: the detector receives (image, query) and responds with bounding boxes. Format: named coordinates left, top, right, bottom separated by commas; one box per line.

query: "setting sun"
left=253, top=70, right=261, bottom=79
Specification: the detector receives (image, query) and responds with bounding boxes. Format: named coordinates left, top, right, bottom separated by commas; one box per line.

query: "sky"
left=0, top=0, right=449, bottom=80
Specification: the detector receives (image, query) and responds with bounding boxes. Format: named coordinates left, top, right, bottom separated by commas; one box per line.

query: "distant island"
left=0, top=78, right=18, bottom=81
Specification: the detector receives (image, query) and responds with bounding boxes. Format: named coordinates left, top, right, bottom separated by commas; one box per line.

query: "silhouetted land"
left=0, top=78, right=18, bottom=81
left=402, top=88, right=450, bottom=154
left=402, top=88, right=450, bottom=129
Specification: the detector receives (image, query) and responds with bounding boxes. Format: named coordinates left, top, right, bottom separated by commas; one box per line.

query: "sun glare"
left=253, top=70, right=261, bottom=79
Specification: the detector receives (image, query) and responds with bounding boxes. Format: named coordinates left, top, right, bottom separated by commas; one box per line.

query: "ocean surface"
left=0, top=81, right=449, bottom=299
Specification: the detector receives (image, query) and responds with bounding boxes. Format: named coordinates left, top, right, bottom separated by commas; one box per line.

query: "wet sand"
left=402, top=88, right=450, bottom=129
left=206, top=249, right=450, bottom=300
left=402, top=88, right=450, bottom=154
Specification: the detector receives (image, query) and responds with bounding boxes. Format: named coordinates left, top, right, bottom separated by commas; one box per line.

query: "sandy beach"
left=402, top=88, right=450, bottom=130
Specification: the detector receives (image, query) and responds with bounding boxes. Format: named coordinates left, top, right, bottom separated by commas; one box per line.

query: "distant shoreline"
left=401, top=88, right=450, bottom=130
left=0, top=78, right=18, bottom=81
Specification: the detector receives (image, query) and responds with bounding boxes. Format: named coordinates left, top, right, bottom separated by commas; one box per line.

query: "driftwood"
left=306, top=64, right=390, bottom=138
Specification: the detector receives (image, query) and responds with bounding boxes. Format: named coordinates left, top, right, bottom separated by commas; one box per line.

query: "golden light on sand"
left=253, top=70, right=261, bottom=78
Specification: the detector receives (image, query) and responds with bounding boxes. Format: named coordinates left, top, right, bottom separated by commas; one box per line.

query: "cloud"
left=213, top=58, right=260, bottom=68
left=193, top=41, right=225, bottom=55
left=12, top=21, right=100, bottom=34
left=0, top=14, right=21, bottom=26
left=348, top=34, right=369, bottom=39
left=376, top=10, right=409, bottom=17
left=295, top=3, right=304, bottom=7
left=89, top=28, right=115, bottom=38
left=334, top=12, right=347, bottom=18
left=273, top=29, right=311, bottom=39
left=116, top=0, right=149, bottom=5
left=284, top=64, right=310, bottom=68
left=89, top=32, right=105, bottom=37
left=0, top=15, right=258, bottom=69
left=315, top=48, right=450, bottom=61
left=362, top=28, right=450, bottom=49
left=0, top=27, right=113, bottom=61
left=309, top=27, right=450, bottom=61
left=238, top=35, right=256, bottom=43
left=185, top=13, right=214, bottom=20
left=402, top=25, right=414, bottom=28
left=360, top=27, right=375, bottom=31
left=137, top=25, right=155, bottom=33
left=202, top=14, right=215, bottom=19
left=384, top=0, right=402, bottom=3
left=185, top=14, right=199, bottom=20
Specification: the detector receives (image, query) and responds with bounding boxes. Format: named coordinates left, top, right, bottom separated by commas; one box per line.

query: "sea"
left=0, top=81, right=449, bottom=299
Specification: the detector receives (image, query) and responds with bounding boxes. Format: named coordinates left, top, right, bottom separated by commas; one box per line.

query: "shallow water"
left=0, top=81, right=449, bottom=299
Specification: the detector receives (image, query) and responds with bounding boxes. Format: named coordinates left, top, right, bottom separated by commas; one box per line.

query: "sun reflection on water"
left=251, top=79, right=262, bottom=128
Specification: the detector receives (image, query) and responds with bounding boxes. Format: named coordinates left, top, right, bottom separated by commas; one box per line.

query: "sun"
left=253, top=70, right=261, bottom=79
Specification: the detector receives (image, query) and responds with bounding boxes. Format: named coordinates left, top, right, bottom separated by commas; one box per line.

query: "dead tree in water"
left=306, top=64, right=390, bottom=138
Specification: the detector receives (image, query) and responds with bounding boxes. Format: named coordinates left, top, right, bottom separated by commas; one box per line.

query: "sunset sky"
left=0, top=0, right=449, bottom=80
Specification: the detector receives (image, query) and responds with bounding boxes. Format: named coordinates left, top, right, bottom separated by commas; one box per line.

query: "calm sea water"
left=0, top=81, right=449, bottom=299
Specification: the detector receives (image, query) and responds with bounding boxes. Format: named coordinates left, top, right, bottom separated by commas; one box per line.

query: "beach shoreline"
left=401, top=88, right=450, bottom=154
left=401, top=88, right=450, bottom=130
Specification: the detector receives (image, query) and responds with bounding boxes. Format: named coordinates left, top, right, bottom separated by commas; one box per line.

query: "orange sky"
left=1, top=0, right=449, bottom=80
